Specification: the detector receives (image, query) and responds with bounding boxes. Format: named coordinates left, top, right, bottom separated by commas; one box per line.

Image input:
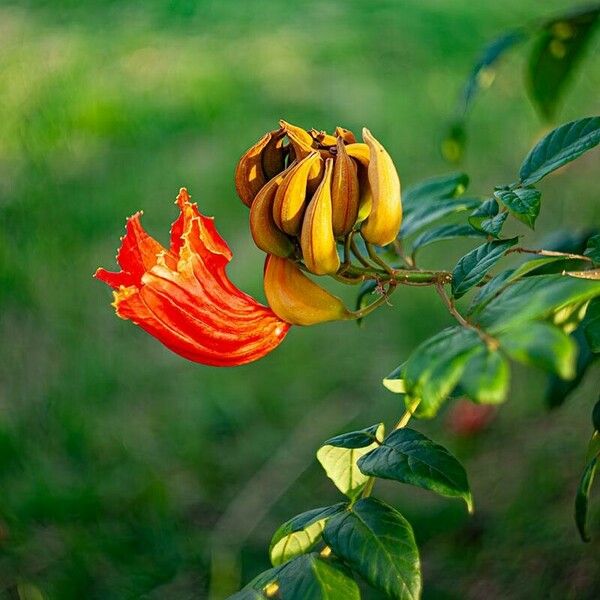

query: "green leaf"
left=494, top=187, right=541, bottom=229
left=323, top=498, right=421, bottom=600
left=509, top=256, right=577, bottom=281
left=270, top=504, right=347, bottom=567
left=411, top=224, right=486, bottom=254
left=468, top=199, right=508, bottom=238
left=403, top=172, right=469, bottom=213
left=358, top=428, right=473, bottom=511
left=528, top=7, right=600, bottom=120
left=468, top=268, right=516, bottom=315
left=545, top=327, right=595, bottom=409
left=234, top=554, right=360, bottom=600
left=317, top=425, right=384, bottom=499
left=324, top=424, right=384, bottom=449
left=584, top=298, right=600, bottom=352
left=404, top=327, right=482, bottom=418
left=499, top=321, right=577, bottom=380
left=519, top=116, right=600, bottom=185
left=575, top=453, right=599, bottom=543
left=584, top=234, right=600, bottom=265
left=383, top=364, right=407, bottom=394
left=401, top=197, right=481, bottom=237
left=452, top=237, right=518, bottom=298
left=460, top=347, right=510, bottom=404
left=475, top=274, right=600, bottom=333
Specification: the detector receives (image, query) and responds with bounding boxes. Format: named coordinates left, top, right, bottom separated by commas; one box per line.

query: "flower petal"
left=95, top=188, right=290, bottom=366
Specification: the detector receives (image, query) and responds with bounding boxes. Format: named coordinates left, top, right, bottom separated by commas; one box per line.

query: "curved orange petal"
left=95, top=188, right=290, bottom=367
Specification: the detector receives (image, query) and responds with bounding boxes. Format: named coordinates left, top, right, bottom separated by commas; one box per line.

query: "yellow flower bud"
left=331, top=137, right=360, bottom=236
left=263, top=255, right=352, bottom=325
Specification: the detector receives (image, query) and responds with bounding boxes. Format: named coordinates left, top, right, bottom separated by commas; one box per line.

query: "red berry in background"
left=447, top=400, right=497, bottom=437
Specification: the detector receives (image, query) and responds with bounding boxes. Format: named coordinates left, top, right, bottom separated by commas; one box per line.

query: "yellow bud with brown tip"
left=301, top=158, right=340, bottom=275
left=331, top=138, right=360, bottom=236
left=273, top=151, right=321, bottom=235
left=360, top=128, right=402, bottom=246
left=264, top=255, right=352, bottom=325
left=235, top=131, right=272, bottom=207
left=335, top=126, right=356, bottom=144
left=250, top=171, right=294, bottom=258
left=279, top=120, right=316, bottom=160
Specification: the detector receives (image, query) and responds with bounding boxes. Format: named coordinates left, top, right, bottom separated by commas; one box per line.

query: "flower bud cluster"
left=235, top=121, right=402, bottom=276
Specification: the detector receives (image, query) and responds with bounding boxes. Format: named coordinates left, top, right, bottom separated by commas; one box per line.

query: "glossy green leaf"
left=383, top=364, right=407, bottom=394
left=575, top=452, right=598, bottom=543
left=494, top=187, right=541, bottom=229
left=401, top=197, right=481, bottom=237
left=528, top=7, right=600, bottom=120
left=584, top=298, right=600, bottom=352
left=233, top=554, right=360, bottom=600
left=358, top=428, right=473, bottom=511
left=403, top=172, right=469, bottom=213
left=475, top=274, right=600, bottom=333
left=411, top=224, right=485, bottom=254
left=403, top=327, right=482, bottom=418
left=468, top=198, right=507, bottom=238
left=545, top=327, right=595, bottom=409
left=460, top=347, right=510, bottom=404
left=270, top=504, right=347, bottom=567
left=317, top=426, right=384, bottom=499
left=323, top=498, right=421, bottom=600
left=499, top=321, right=576, bottom=380
left=509, top=256, right=576, bottom=281
left=452, top=237, right=518, bottom=298
left=584, top=234, right=600, bottom=265
left=468, top=268, right=515, bottom=315
left=324, top=424, right=384, bottom=449
left=519, top=116, right=600, bottom=185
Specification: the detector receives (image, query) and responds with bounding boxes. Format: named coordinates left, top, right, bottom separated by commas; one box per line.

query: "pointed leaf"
left=475, top=274, right=600, bottom=333
left=499, top=321, right=576, bottom=379
left=404, top=327, right=483, bottom=418
left=234, top=554, right=360, bottom=600
left=324, top=423, right=384, bottom=449
left=575, top=453, right=598, bottom=543
left=494, top=187, right=541, bottom=229
left=403, top=172, right=469, bottom=213
left=468, top=198, right=508, bottom=238
left=401, top=197, right=481, bottom=237
left=528, top=7, right=600, bottom=120
left=452, top=237, right=518, bottom=298
left=519, top=116, right=600, bottom=185
left=270, top=504, right=347, bottom=566
left=411, top=224, right=486, bottom=254
left=383, top=364, right=407, bottom=394
left=460, top=347, right=510, bottom=404
left=358, top=428, right=473, bottom=511
left=584, top=234, right=600, bottom=265
left=317, top=426, right=384, bottom=499
left=323, top=498, right=421, bottom=600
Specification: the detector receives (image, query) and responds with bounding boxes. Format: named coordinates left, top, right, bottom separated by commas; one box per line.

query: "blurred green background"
left=1, top=1, right=599, bottom=598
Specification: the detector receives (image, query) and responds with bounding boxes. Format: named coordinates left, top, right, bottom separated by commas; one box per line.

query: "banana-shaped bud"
left=331, top=138, right=360, bottom=236
left=345, top=143, right=372, bottom=222
left=301, top=158, right=340, bottom=275
left=250, top=171, right=294, bottom=258
left=335, top=127, right=356, bottom=144
left=261, top=127, right=287, bottom=179
left=360, top=128, right=402, bottom=246
left=280, top=120, right=315, bottom=160
left=273, top=151, right=321, bottom=236
left=235, top=131, right=272, bottom=207
left=264, top=255, right=352, bottom=325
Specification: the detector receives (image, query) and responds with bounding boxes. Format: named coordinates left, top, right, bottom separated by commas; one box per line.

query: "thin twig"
left=507, top=246, right=592, bottom=262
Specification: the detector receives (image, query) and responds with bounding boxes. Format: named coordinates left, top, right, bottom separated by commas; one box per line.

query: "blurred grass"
left=0, top=0, right=599, bottom=598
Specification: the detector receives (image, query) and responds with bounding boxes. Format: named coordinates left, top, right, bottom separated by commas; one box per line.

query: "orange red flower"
left=95, top=189, right=290, bottom=367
